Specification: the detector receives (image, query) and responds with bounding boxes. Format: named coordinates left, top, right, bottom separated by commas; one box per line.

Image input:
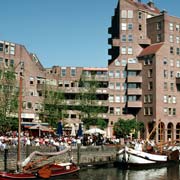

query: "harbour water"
left=78, top=164, right=180, bottom=180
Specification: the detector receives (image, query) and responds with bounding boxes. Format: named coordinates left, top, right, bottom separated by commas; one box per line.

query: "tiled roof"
left=127, top=0, right=160, bottom=14
left=138, top=43, right=163, bottom=57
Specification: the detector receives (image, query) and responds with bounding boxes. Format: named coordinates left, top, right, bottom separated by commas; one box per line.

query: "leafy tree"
left=0, top=69, right=19, bottom=133
left=77, top=73, right=108, bottom=129
left=41, top=87, right=67, bottom=128
left=113, top=118, right=144, bottom=138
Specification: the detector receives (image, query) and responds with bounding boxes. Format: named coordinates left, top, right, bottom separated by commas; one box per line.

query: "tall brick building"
left=0, top=0, right=180, bottom=141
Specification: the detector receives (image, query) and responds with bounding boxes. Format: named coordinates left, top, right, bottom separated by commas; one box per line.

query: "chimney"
left=161, top=9, right=168, bottom=14
left=147, top=0, right=154, bottom=8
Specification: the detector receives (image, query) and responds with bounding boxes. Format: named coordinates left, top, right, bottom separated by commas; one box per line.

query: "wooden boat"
left=0, top=162, right=79, bottom=180
left=115, top=145, right=179, bottom=169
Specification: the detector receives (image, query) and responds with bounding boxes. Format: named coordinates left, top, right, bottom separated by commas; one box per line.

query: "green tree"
left=77, top=73, right=108, bottom=129
left=0, top=69, right=18, bottom=133
left=113, top=118, right=144, bottom=138
left=42, top=86, right=67, bottom=128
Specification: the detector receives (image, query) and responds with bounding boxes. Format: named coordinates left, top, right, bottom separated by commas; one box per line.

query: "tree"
left=0, top=69, right=19, bottom=133
left=113, top=118, right=144, bottom=138
left=77, top=72, right=108, bottom=129
left=41, top=86, right=67, bottom=128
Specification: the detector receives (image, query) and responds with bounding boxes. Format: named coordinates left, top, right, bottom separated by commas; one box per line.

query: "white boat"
left=115, top=145, right=179, bottom=169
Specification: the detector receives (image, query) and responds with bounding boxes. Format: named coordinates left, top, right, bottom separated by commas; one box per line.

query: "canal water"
left=77, top=164, right=180, bottom=180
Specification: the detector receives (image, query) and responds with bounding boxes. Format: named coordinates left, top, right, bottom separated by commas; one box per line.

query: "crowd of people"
left=0, top=131, right=120, bottom=151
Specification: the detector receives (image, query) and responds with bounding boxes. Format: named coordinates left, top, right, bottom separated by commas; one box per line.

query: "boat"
left=115, top=144, right=179, bottom=169
left=0, top=65, right=79, bottom=179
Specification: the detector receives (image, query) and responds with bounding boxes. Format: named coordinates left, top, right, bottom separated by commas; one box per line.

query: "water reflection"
left=79, top=164, right=180, bottom=180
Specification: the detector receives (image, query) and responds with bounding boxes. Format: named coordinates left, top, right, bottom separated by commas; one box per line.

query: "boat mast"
left=17, top=64, right=23, bottom=172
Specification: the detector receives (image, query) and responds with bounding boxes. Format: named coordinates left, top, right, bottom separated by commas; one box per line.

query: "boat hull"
left=0, top=163, right=79, bottom=180
left=115, top=146, right=179, bottom=169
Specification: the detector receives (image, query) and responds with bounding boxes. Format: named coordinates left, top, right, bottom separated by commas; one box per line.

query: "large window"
left=71, top=68, right=76, bottom=76
left=169, top=23, right=174, bottom=31
left=121, top=23, right=127, bottom=30
left=0, top=43, right=3, bottom=52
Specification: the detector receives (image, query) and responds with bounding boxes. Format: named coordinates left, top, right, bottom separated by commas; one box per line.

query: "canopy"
left=29, top=124, right=53, bottom=132
left=84, top=128, right=106, bottom=135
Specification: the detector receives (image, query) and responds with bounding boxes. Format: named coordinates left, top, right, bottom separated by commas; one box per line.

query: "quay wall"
left=0, top=145, right=120, bottom=171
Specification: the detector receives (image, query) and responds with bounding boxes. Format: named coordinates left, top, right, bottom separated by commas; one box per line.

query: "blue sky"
left=0, top=0, right=180, bottom=68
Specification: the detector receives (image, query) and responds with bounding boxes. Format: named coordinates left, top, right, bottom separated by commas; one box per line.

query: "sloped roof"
left=127, top=0, right=160, bottom=14
left=138, top=43, right=163, bottom=57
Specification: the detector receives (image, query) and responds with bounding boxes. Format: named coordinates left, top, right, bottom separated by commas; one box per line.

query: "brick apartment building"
left=0, top=0, right=180, bottom=141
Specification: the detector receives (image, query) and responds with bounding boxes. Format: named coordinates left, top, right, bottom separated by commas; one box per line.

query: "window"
left=164, top=107, right=168, bottom=115
left=128, top=34, right=133, bottom=42
left=144, top=107, right=153, bottom=115
left=27, top=102, right=32, bottom=109
left=71, top=68, right=76, bottom=76
left=128, top=10, right=133, bottom=18
left=115, top=59, right=120, bottom=66
left=148, top=82, right=153, bottom=90
left=169, top=35, right=174, bottom=43
left=116, top=82, right=121, bottom=90
left=122, top=83, right=127, bottom=90
left=164, top=70, right=168, bottom=78
left=121, top=23, right=127, bottom=30
left=148, top=69, right=153, bottom=77
left=170, top=59, right=174, bottom=66
left=115, top=107, right=121, bottom=115
left=176, top=36, right=180, bottom=44
left=169, top=23, right=174, bottom=31
left=164, top=95, right=168, bottom=103
left=121, top=35, right=126, bottom=42
left=30, top=77, right=34, bottom=85
left=109, top=107, right=114, bottom=114
left=170, top=71, right=174, bottom=78
left=121, top=10, right=127, bottom=18
left=128, top=47, right=133, bottom=54
left=61, top=68, right=66, bottom=77
left=170, top=83, right=174, bottom=91
left=128, top=23, right=133, bottom=30
left=138, top=11, right=142, bottom=19
left=176, top=24, right=180, bottom=31
left=109, top=82, right=114, bottom=89
left=121, top=59, right=127, bottom=66
left=109, top=95, right=114, bottom=102
left=169, top=108, right=176, bottom=116
left=139, top=24, right=142, bottom=31
left=109, top=71, right=114, bottom=77
left=0, top=57, right=3, bottom=63
left=0, top=43, right=3, bottom=52
left=121, top=95, right=127, bottom=103
left=5, top=44, right=9, bottom=54
left=177, top=60, right=180, bottom=67
left=172, top=96, right=176, bottom=103
left=122, top=70, right=127, bottom=78
left=164, top=82, right=168, bottom=90
left=115, top=95, right=120, bottom=102
left=177, top=48, right=180, bottom=55
left=10, top=59, right=14, bottom=67
left=157, top=22, right=161, bottom=30
left=121, top=47, right=126, bottom=54
left=115, top=70, right=120, bottom=78
left=163, top=58, right=168, bottom=65
left=5, top=59, right=8, bottom=67
left=157, top=34, right=161, bottom=42
left=10, top=45, right=15, bottom=55
left=170, top=47, right=174, bottom=54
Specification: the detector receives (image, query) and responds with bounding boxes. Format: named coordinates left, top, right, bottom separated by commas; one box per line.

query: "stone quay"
left=0, top=145, right=120, bottom=171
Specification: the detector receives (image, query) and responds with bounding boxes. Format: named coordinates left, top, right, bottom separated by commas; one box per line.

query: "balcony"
left=127, top=88, right=142, bottom=95
left=127, top=101, right=142, bottom=108
left=82, top=75, right=108, bottom=81
left=112, top=39, right=120, bottom=47
left=127, top=76, right=142, bottom=83
left=127, top=63, right=142, bottom=70
left=66, top=100, right=108, bottom=106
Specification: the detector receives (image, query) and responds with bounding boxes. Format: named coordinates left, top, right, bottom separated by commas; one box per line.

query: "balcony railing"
left=127, top=101, right=142, bottom=108
left=127, top=76, right=142, bottom=83
left=127, top=63, right=142, bottom=70
left=127, top=88, right=142, bottom=95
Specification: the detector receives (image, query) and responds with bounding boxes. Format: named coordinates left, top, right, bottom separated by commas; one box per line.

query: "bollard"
left=4, top=148, right=8, bottom=171
left=77, top=143, right=81, bottom=165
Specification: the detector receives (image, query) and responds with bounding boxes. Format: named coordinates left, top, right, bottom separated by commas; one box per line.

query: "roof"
left=127, top=0, right=160, bottom=14
left=138, top=43, right=163, bottom=57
